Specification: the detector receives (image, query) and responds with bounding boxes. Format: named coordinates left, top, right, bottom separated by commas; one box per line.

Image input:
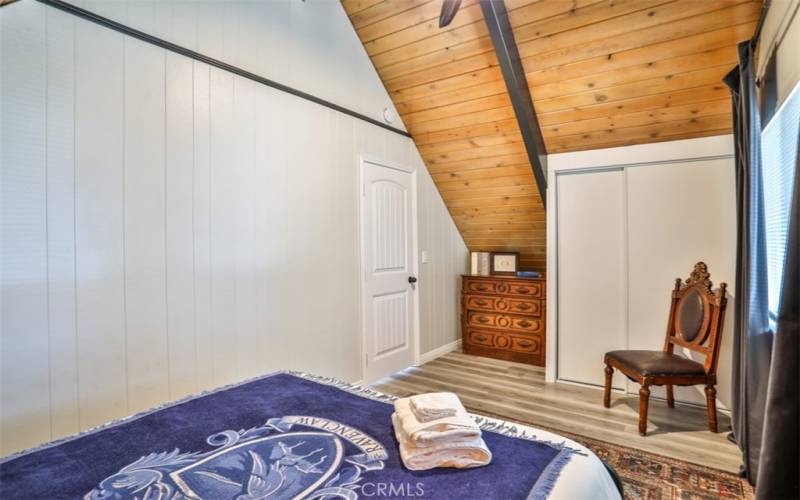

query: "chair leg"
left=638, top=383, right=651, bottom=436
left=705, top=384, right=718, bottom=433
left=603, top=365, right=613, bottom=408
left=666, top=384, right=675, bottom=408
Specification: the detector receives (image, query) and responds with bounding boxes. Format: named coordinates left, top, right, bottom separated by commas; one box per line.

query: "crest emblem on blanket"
left=85, top=416, right=387, bottom=500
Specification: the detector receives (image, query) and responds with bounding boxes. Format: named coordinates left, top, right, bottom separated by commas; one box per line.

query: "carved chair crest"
left=665, top=262, right=728, bottom=374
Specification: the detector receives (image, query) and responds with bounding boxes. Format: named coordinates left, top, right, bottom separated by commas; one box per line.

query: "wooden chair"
left=603, top=262, right=728, bottom=436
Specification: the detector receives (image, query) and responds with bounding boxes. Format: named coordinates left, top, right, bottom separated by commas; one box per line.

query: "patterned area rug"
left=473, top=410, right=753, bottom=500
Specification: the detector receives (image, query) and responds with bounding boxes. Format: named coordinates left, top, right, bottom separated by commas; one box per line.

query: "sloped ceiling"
left=343, top=0, right=760, bottom=272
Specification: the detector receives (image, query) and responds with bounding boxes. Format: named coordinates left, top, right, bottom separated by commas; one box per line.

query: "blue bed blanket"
left=0, top=372, right=576, bottom=499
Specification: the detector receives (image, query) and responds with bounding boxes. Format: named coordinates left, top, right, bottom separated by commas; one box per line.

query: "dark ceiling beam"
left=480, top=0, right=547, bottom=207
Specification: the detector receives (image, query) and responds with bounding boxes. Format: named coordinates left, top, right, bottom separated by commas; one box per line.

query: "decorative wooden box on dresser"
left=461, top=275, right=546, bottom=366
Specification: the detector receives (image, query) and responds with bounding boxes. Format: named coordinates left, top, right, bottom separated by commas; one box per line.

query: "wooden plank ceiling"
left=343, top=0, right=760, bottom=272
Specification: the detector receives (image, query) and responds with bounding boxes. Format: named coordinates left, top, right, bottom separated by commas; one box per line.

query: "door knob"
left=408, top=276, right=418, bottom=284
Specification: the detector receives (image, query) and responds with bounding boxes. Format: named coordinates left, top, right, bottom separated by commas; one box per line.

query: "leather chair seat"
left=605, top=350, right=707, bottom=377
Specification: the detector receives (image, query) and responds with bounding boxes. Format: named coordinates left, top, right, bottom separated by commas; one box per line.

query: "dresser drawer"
left=505, top=298, right=542, bottom=316
left=464, top=295, right=498, bottom=312
left=465, top=280, right=500, bottom=294
left=467, top=311, right=543, bottom=333
left=511, top=336, right=542, bottom=354
left=467, top=329, right=495, bottom=347
left=507, top=281, right=543, bottom=298
left=465, top=294, right=542, bottom=316
left=465, top=328, right=543, bottom=355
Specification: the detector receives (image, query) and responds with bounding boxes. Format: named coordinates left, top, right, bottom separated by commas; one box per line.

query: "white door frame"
left=358, top=155, right=421, bottom=384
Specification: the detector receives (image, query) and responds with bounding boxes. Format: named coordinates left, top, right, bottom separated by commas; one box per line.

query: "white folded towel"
left=409, top=392, right=466, bottom=422
left=391, top=413, right=492, bottom=470
left=393, top=398, right=481, bottom=445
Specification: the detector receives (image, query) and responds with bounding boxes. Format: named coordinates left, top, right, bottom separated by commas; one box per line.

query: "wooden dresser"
left=461, top=275, right=546, bottom=366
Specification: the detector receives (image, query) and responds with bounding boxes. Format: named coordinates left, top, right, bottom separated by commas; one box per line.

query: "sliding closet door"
left=557, top=170, right=627, bottom=388
left=626, top=158, right=736, bottom=405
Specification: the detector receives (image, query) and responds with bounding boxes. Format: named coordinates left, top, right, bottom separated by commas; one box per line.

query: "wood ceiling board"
left=364, top=1, right=484, bottom=55
left=431, top=164, right=533, bottom=182
left=423, top=154, right=530, bottom=174
left=537, top=84, right=731, bottom=125
left=519, top=2, right=761, bottom=74
left=436, top=174, right=537, bottom=192
left=533, top=64, right=734, bottom=114
left=414, top=118, right=521, bottom=146
left=384, top=0, right=670, bottom=93
left=408, top=106, right=517, bottom=135
left=527, top=23, right=757, bottom=88
left=530, top=46, right=739, bottom=101
left=348, top=0, right=430, bottom=29
left=542, top=99, right=731, bottom=138
left=343, top=0, right=757, bottom=272
left=417, top=131, right=524, bottom=156
left=400, top=93, right=512, bottom=124
left=386, top=1, right=757, bottom=106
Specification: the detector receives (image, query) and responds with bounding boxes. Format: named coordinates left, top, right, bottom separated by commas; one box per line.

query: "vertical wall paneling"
left=0, top=1, right=467, bottom=454
left=208, top=68, right=237, bottom=387
left=0, top=0, right=51, bottom=453
left=232, top=77, right=258, bottom=379
left=123, top=38, right=169, bottom=413
left=74, top=18, right=128, bottom=428
left=192, top=62, right=213, bottom=392
left=45, top=7, right=80, bottom=440
left=165, top=52, right=197, bottom=399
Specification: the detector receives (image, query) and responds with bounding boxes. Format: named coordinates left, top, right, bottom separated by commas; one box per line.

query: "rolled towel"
left=391, top=413, right=492, bottom=470
left=393, top=398, right=481, bottom=446
left=409, top=392, right=466, bottom=422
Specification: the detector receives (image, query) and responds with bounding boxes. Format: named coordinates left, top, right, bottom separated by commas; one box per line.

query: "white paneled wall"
left=0, top=1, right=467, bottom=455
left=70, top=0, right=405, bottom=131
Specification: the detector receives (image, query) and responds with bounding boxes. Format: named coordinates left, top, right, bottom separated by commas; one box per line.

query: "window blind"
left=761, top=81, right=799, bottom=323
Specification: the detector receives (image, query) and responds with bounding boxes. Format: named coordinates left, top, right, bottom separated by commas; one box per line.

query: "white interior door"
left=362, top=159, right=416, bottom=383
left=557, top=169, right=628, bottom=388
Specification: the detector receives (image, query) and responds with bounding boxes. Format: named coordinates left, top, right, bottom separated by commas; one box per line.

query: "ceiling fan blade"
left=438, top=0, right=463, bottom=28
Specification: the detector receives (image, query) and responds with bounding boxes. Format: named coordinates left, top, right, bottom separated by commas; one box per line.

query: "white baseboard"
left=417, top=339, right=462, bottom=365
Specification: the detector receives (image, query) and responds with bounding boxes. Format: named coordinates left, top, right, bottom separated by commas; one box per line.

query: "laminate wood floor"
left=372, top=350, right=742, bottom=473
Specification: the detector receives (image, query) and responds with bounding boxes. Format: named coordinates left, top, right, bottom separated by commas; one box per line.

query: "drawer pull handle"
left=476, top=285, right=488, bottom=291
left=516, top=303, right=531, bottom=310
left=518, top=340, right=533, bottom=348
left=476, top=335, right=488, bottom=341
left=517, top=287, right=530, bottom=293
left=477, top=316, right=490, bottom=323
left=518, top=320, right=532, bottom=328
left=475, top=299, right=488, bottom=306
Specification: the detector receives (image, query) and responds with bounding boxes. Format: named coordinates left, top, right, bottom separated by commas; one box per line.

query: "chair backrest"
left=663, top=262, right=728, bottom=375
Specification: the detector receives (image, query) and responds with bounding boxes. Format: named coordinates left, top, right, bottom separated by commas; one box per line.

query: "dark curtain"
left=755, top=131, right=800, bottom=499
left=723, top=41, right=773, bottom=485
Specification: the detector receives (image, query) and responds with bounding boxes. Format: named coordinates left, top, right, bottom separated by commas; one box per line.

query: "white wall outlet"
left=421, top=250, right=429, bottom=264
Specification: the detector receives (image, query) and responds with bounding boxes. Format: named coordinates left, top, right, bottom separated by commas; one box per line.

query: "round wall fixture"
left=382, top=107, right=395, bottom=124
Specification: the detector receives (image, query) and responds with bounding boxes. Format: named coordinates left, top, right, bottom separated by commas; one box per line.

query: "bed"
left=0, top=372, right=621, bottom=499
